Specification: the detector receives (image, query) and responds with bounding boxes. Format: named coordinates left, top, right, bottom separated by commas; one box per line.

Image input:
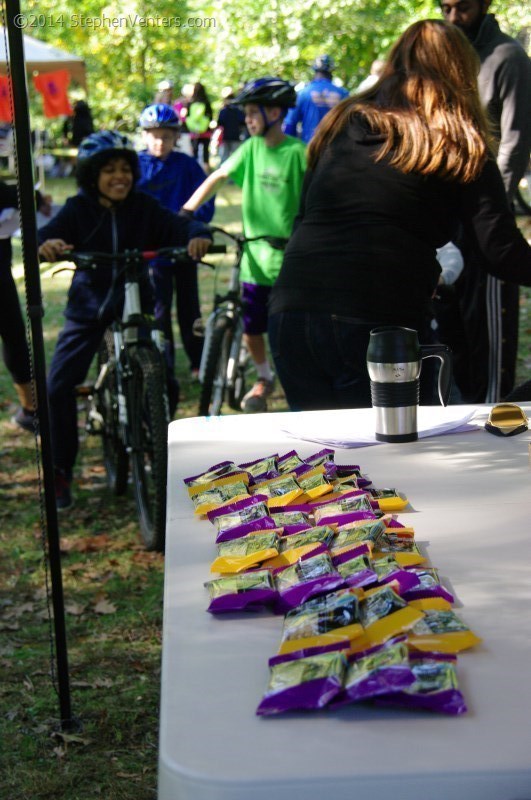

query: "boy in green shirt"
left=183, top=77, right=307, bottom=412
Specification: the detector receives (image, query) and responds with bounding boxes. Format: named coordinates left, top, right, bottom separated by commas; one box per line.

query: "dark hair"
left=190, top=82, right=213, bottom=119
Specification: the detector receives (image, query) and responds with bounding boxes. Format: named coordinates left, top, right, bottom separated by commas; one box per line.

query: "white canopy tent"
left=0, top=25, right=86, bottom=87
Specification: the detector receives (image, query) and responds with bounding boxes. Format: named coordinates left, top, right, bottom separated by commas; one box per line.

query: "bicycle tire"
left=227, top=331, right=249, bottom=411
left=198, top=315, right=234, bottom=416
left=128, top=346, right=169, bottom=552
left=96, top=329, right=128, bottom=495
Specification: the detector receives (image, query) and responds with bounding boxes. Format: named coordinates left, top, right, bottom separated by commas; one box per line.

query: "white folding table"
left=158, top=406, right=531, bottom=800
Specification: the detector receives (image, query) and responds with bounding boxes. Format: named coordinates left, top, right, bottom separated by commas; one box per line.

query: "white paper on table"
left=282, top=405, right=487, bottom=449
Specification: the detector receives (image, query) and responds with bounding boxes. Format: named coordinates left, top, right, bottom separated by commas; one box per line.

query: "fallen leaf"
left=65, top=603, right=86, bottom=616
left=93, top=598, right=117, bottom=615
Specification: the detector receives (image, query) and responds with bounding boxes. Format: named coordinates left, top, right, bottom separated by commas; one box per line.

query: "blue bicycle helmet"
left=139, top=103, right=181, bottom=130
left=76, top=130, right=140, bottom=195
left=233, top=77, right=296, bottom=109
left=312, top=55, right=336, bottom=73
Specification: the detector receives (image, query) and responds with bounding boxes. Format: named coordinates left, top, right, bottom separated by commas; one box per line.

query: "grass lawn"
left=0, top=175, right=529, bottom=799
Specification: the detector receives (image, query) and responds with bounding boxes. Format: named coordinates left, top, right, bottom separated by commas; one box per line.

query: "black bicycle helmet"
left=233, top=77, right=296, bottom=109
left=312, top=55, right=336, bottom=73
left=139, top=103, right=181, bottom=130
left=76, top=130, right=140, bottom=195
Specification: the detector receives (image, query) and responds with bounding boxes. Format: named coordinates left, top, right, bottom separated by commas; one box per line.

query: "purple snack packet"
left=332, top=545, right=378, bottom=589
left=238, top=454, right=280, bottom=485
left=319, top=509, right=377, bottom=528
left=215, top=516, right=279, bottom=544
left=402, top=568, right=455, bottom=604
left=372, top=555, right=421, bottom=595
left=184, top=460, right=244, bottom=486
left=304, top=448, right=335, bottom=467
left=331, top=636, right=415, bottom=707
left=377, top=653, right=467, bottom=715
left=274, top=552, right=345, bottom=613
left=277, top=449, right=307, bottom=474
left=207, top=494, right=268, bottom=524
left=256, top=648, right=346, bottom=715
left=205, top=569, right=277, bottom=613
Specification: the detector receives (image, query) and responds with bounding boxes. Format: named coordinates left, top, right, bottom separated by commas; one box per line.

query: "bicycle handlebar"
left=204, top=224, right=288, bottom=251
left=61, top=243, right=227, bottom=270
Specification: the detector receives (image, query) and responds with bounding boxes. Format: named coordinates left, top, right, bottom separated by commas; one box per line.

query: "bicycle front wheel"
left=198, top=315, right=234, bottom=416
left=96, top=329, right=128, bottom=495
left=128, top=347, right=169, bottom=552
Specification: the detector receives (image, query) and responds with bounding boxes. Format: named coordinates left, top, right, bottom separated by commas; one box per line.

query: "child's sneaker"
left=55, top=470, right=73, bottom=511
left=240, top=378, right=275, bottom=414
left=13, top=407, right=38, bottom=434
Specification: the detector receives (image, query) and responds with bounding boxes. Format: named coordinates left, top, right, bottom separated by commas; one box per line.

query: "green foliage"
left=14, top=0, right=530, bottom=130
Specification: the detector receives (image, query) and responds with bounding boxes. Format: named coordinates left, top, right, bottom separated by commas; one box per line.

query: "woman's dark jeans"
left=268, top=310, right=437, bottom=411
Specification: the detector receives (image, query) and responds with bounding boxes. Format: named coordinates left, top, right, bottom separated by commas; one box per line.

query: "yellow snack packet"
left=191, top=480, right=250, bottom=516
left=278, top=587, right=364, bottom=655
left=250, top=473, right=303, bottom=508
left=187, top=471, right=250, bottom=498
left=407, top=609, right=482, bottom=653
left=296, top=466, right=333, bottom=502
left=210, top=532, right=280, bottom=574
left=350, top=585, right=424, bottom=652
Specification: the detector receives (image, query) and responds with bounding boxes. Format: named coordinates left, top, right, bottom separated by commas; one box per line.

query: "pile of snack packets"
left=184, top=448, right=481, bottom=717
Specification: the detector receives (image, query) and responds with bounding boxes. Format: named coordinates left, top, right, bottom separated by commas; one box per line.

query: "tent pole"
left=3, top=0, right=74, bottom=729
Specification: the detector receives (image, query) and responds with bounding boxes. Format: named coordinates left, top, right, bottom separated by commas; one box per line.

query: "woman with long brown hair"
left=268, top=19, right=531, bottom=410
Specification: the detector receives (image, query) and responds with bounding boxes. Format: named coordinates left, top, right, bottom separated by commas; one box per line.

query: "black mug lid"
left=367, top=326, right=420, bottom=363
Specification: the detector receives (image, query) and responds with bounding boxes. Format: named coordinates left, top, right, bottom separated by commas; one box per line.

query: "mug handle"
left=421, top=344, right=452, bottom=406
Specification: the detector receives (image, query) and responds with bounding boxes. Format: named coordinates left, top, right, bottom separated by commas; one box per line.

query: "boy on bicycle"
left=182, top=77, right=307, bottom=413
left=137, top=104, right=215, bottom=398
left=38, top=131, right=211, bottom=509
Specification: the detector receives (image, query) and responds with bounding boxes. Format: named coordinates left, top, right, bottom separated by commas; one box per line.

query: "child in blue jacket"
left=38, top=131, right=211, bottom=509
left=137, top=104, right=215, bottom=383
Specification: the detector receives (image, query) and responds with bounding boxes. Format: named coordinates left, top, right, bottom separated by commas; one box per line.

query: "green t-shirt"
left=223, top=135, right=307, bottom=285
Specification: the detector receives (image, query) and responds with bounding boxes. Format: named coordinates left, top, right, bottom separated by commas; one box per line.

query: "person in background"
left=435, top=0, right=531, bottom=402
left=186, top=83, right=214, bottom=170
left=182, top=77, right=307, bottom=413
left=0, top=182, right=51, bottom=431
left=283, top=55, right=349, bottom=143
left=216, top=88, right=246, bottom=163
left=267, top=20, right=531, bottom=412
left=155, top=79, right=174, bottom=106
left=356, top=59, right=386, bottom=94
left=38, top=131, right=211, bottom=509
left=63, top=100, right=94, bottom=148
left=137, top=104, right=215, bottom=404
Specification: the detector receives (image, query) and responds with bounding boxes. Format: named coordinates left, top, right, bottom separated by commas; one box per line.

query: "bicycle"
left=62, top=246, right=199, bottom=551
left=195, top=225, right=287, bottom=417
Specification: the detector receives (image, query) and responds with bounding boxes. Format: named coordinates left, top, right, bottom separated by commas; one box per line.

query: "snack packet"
left=296, top=466, right=334, bottom=502
left=184, top=460, right=244, bottom=487
left=332, top=544, right=378, bottom=589
left=211, top=532, right=280, bottom=574
left=304, top=448, right=335, bottom=468
left=351, top=584, right=424, bottom=651
left=274, top=551, right=345, bottom=612
left=334, top=465, right=372, bottom=489
left=270, top=509, right=313, bottom=535
left=191, top=480, right=250, bottom=516
left=377, top=653, right=467, bottom=715
left=208, top=496, right=276, bottom=542
left=407, top=608, right=482, bottom=653
left=331, top=636, right=415, bottom=706
left=277, top=450, right=307, bottom=474
left=312, top=490, right=374, bottom=524
left=250, top=474, right=303, bottom=507
left=204, top=569, right=277, bottom=613
left=238, top=454, right=279, bottom=483
left=402, top=568, right=454, bottom=604
left=256, top=647, right=347, bottom=715
left=332, top=519, right=387, bottom=551
left=278, top=587, right=363, bottom=654
left=369, top=488, right=409, bottom=513
left=372, top=554, right=421, bottom=594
